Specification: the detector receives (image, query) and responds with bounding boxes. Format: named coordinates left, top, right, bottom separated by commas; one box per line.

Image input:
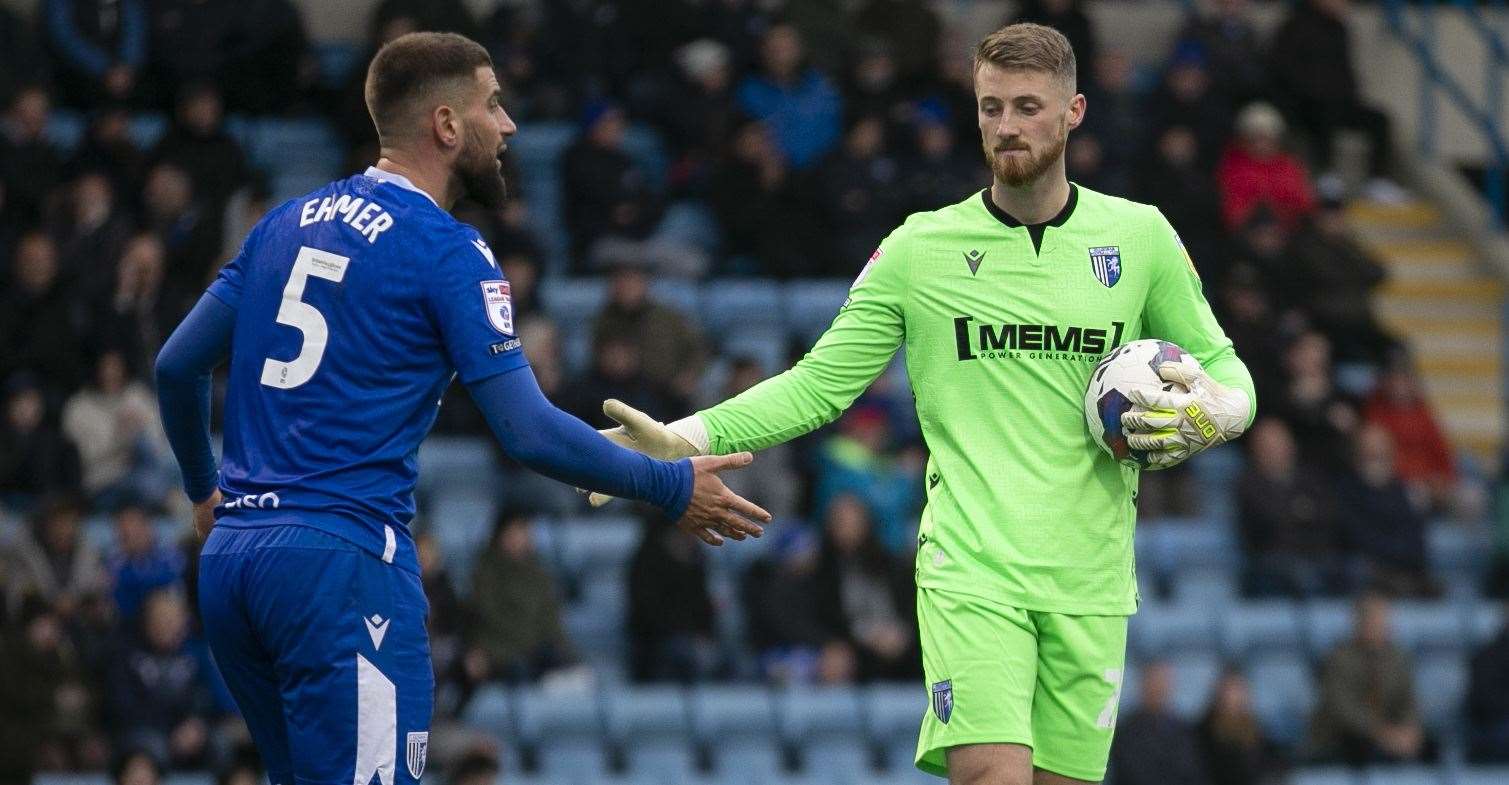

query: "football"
left=1084, top=338, right=1200, bottom=468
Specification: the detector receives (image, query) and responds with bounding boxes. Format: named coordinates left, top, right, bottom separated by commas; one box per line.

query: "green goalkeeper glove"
left=1120, top=359, right=1251, bottom=470
left=585, top=399, right=707, bottom=507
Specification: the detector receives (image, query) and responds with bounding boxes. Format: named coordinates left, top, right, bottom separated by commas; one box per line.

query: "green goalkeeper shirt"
left=698, top=185, right=1255, bottom=616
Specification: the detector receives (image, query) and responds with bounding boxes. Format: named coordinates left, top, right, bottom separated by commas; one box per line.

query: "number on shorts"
left=1096, top=667, right=1124, bottom=729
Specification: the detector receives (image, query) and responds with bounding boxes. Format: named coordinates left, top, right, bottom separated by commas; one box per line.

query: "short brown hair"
left=974, top=23, right=1076, bottom=93
left=365, top=32, right=493, bottom=144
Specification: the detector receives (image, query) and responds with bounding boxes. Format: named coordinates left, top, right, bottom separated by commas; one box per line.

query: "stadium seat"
left=1170, top=567, right=1238, bottom=606
left=649, top=277, right=701, bottom=317
left=1456, top=766, right=1509, bottom=785
left=1362, top=765, right=1446, bottom=785
left=128, top=113, right=168, bottom=150
left=783, top=280, right=851, bottom=343
left=543, top=278, right=610, bottom=324
left=44, top=110, right=86, bottom=151
left=711, top=740, right=785, bottom=782
left=1127, top=600, right=1218, bottom=659
left=1219, top=600, right=1304, bottom=657
left=245, top=118, right=342, bottom=181
left=1390, top=600, right=1465, bottom=655
left=1167, top=651, right=1222, bottom=719
left=515, top=683, right=606, bottom=745
left=1414, top=652, right=1468, bottom=732
left=802, top=736, right=873, bottom=782
left=621, top=125, right=669, bottom=189
left=461, top=684, right=513, bottom=737
left=536, top=738, right=610, bottom=782
left=864, top=684, right=926, bottom=746
left=604, top=685, right=693, bottom=742
left=1290, top=767, right=1363, bottom=785
left=1246, top=652, right=1316, bottom=746
left=417, top=435, right=497, bottom=494
left=777, top=685, right=863, bottom=740
left=427, top=490, right=496, bottom=579
left=551, top=515, right=641, bottom=576
left=719, top=326, right=791, bottom=376
left=1466, top=600, right=1505, bottom=646
left=623, top=742, right=698, bottom=783
left=1304, top=599, right=1356, bottom=657
left=702, top=280, right=784, bottom=334
left=312, top=42, right=362, bottom=90
left=1428, top=523, right=1492, bottom=579
left=691, top=684, right=778, bottom=740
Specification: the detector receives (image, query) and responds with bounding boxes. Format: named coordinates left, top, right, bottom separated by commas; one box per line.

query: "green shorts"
left=914, top=587, right=1128, bottom=782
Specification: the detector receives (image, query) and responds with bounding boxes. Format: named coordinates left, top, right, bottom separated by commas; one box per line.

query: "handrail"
left=1384, top=0, right=1509, bottom=224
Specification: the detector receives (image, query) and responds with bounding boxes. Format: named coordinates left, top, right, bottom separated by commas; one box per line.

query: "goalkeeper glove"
left=1120, top=359, right=1251, bottom=470
left=585, top=399, right=708, bottom=507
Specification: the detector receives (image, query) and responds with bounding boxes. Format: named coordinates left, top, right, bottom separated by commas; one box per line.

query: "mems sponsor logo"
left=953, top=316, right=1126, bottom=361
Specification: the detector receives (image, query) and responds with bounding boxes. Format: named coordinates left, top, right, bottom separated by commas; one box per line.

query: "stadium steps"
left=1348, top=199, right=1504, bottom=463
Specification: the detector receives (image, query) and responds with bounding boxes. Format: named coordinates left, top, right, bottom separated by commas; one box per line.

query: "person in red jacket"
left=1216, top=101, right=1317, bottom=232
left=1363, top=355, right=1456, bottom=512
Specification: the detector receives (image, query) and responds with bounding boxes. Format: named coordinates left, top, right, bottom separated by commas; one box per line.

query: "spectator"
left=839, top=41, right=911, bottom=143
left=447, top=751, right=500, bottom=785
left=743, top=525, right=833, bottom=684
left=106, top=588, right=216, bottom=768
left=0, top=377, right=84, bottom=512
left=653, top=39, right=739, bottom=190
left=107, top=503, right=184, bottom=624
left=1271, top=331, right=1358, bottom=473
left=814, top=494, right=917, bottom=681
left=1362, top=357, right=1455, bottom=512
left=900, top=100, right=984, bottom=215
left=1236, top=418, right=1344, bottom=598
left=560, top=334, right=672, bottom=430
left=214, top=755, right=262, bottom=785
left=111, top=749, right=163, bottom=785
left=149, top=83, right=252, bottom=211
left=559, top=101, right=659, bottom=270
left=1467, top=603, right=1509, bottom=762
left=591, top=256, right=707, bottom=410
left=62, top=348, right=173, bottom=511
left=815, top=114, right=907, bottom=275
left=627, top=512, right=720, bottom=682
left=1214, top=267, right=1290, bottom=406
left=1110, top=660, right=1210, bottom=785
left=735, top=22, right=843, bottom=170
left=0, top=598, right=106, bottom=781
left=140, top=161, right=222, bottom=303
left=67, top=104, right=148, bottom=196
left=0, top=6, right=49, bottom=106
left=41, top=0, right=149, bottom=108
left=1308, top=592, right=1425, bottom=763
left=1173, top=0, right=1268, bottom=106
left=0, top=231, right=88, bottom=394
left=1268, top=0, right=1403, bottom=200
left=1288, top=196, right=1393, bottom=363
left=52, top=171, right=134, bottom=295
left=1134, top=126, right=1225, bottom=285
left=3, top=496, right=105, bottom=620
left=465, top=509, right=575, bottom=684
left=1336, top=424, right=1435, bottom=598
left=1147, top=45, right=1234, bottom=172
left=1013, top=0, right=1097, bottom=71
left=1077, top=50, right=1145, bottom=195
left=813, top=401, right=924, bottom=553
left=709, top=117, right=822, bottom=277
left=89, top=231, right=177, bottom=378
left=0, top=85, right=66, bottom=227
left=1198, top=667, right=1286, bottom=785
left=145, top=0, right=309, bottom=114
left=1216, top=102, right=1317, bottom=233
left=220, top=0, right=312, bottom=115
left=850, top=0, right=941, bottom=84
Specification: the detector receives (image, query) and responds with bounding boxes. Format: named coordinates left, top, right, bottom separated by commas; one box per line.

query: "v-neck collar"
left=980, top=184, right=1079, bottom=255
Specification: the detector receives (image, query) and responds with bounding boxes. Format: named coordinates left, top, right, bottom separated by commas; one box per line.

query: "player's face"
left=455, top=66, right=516, bottom=209
left=975, top=65, right=1085, bottom=187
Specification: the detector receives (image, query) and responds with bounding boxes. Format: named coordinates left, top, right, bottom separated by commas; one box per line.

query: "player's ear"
left=1067, top=93, right=1086, bottom=131
left=433, top=103, right=461, bottom=149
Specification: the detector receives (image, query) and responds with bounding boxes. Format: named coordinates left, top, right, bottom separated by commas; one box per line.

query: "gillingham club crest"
left=931, top=680, right=954, bottom=724
left=406, top=731, right=429, bottom=779
left=1089, top=246, right=1121, bottom=288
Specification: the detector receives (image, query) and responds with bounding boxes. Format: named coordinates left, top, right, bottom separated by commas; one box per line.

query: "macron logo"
left=364, top=614, right=390, bottom=651
left=472, top=238, right=497, bottom=270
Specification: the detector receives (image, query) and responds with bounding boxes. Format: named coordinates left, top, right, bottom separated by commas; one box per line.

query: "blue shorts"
left=199, top=524, right=433, bottom=785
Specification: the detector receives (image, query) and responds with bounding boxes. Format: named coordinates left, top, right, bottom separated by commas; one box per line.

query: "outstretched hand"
left=583, top=399, right=702, bottom=506
left=676, top=452, right=770, bottom=546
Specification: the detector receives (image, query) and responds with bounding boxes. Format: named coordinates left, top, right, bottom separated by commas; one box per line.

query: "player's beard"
left=984, top=118, right=1068, bottom=188
left=456, top=124, right=507, bottom=209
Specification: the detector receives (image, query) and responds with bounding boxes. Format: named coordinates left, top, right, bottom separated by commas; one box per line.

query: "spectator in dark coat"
left=591, top=257, right=707, bottom=410
left=1173, top=0, right=1268, bottom=105
left=140, top=161, right=223, bottom=305
left=88, top=231, right=180, bottom=380
left=815, top=114, right=907, bottom=276
left=812, top=494, right=917, bottom=681
left=627, top=512, right=720, bottom=682
left=0, top=85, right=66, bottom=228
left=900, top=101, right=985, bottom=215
left=1198, top=667, right=1286, bottom=785
left=1287, top=197, right=1392, bottom=363
left=1012, top=0, right=1097, bottom=71
left=1271, top=332, right=1359, bottom=474
left=67, top=105, right=148, bottom=197
left=1307, top=592, right=1424, bottom=763
left=559, top=102, right=659, bottom=270
left=41, top=0, right=149, bottom=108
left=3, top=497, right=106, bottom=622
left=1467, top=604, right=1509, bottom=762
left=149, top=83, right=251, bottom=210
left=1336, top=424, right=1435, bottom=598
left=465, top=509, right=575, bottom=684
left=1111, top=660, right=1211, bottom=785
left=0, top=6, right=49, bottom=106
left=559, top=335, right=672, bottom=430
left=0, top=598, right=106, bottom=780
left=1135, top=125, right=1226, bottom=285
left=106, top=588, right=216, bottom=768
left=708, top=117, right=822, bottom=277
left=0, top=380, right=84, bottom=513
left=743, top=525, right=833, bottom=683
left=1237, top=418, right=1344, bottom=598
left=52, top=172, right=135, bottom=296
left=0, top=232, right=88, bottom=395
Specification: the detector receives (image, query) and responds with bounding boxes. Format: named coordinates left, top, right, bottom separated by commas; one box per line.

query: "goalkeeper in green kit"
left=589, top=23, right=1256, bottom=785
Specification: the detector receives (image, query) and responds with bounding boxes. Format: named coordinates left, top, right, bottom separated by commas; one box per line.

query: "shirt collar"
left=980, top=183, right=1079, bottom=229
left=364, top=166, right=440, bottom=207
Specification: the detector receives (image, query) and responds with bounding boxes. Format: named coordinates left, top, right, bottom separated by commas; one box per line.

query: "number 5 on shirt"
left=262, top=246, right=350, bottom=390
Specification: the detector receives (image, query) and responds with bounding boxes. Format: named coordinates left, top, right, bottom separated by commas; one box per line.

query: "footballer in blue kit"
left=156, top=32, right=769, bottom=785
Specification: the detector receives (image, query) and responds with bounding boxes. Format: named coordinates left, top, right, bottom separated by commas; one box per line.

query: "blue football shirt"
left=205, top=167, right=527, bottom=573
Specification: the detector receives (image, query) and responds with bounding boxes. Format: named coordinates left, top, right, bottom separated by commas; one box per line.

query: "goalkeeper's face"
left=454, top=66, right=516, bottom=209
left=975, top=64, right=1084, bottom=187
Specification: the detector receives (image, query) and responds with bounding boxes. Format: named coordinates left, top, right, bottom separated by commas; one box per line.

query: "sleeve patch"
left=852, top=247, right=883, bottom=289
left=480, top=280, right=514, bottom=335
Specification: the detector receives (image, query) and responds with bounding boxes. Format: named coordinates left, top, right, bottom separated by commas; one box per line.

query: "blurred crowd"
left=3, top=0, right=1509, bottom=784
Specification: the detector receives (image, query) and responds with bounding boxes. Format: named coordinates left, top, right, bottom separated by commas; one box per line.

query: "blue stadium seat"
left=1390, top=601, right=1466, bottom=655
left=1168, top=651, right=1222, bottom=719
left=1304, top=599, right=1356, bottom=658
left=1363, top=765, right=1447, bottom=785
left=1414, top=652, right=1468, bottom=732
left=1170, top=567, right=1238, bottom=606
left=417, top=435, right=497, bottom=494
left=543, top=278, right=609, bottom=323
left=1127, top=600, right=1218, bottom=659
left=245, top=118, right=341, bottom=183
left=516, top=683, right=605, bottom=745
left=719, top=326, right=791, bottom=377
left=536, top=739, right=609, bottom=782
left=712, top=740, right=785, bottom=782
left=551, top=515, right=641, bottom=576
left=621, top=126, right=669, bottom=189
left=605, top=685, right=693, bottom=742
left=312, top=42, right=362, bottom=90
left=777, top=685, right=863, bottom=739
left=1290, top=768, right=1363, bottom=785
left=1246, top=652, right=1316, bottom=746
left=45, top=110, right=86, bottom=152
left=802, top=737, right=872, bottom=782
left=1219, top=600, right=1303, bottom=657
left=1428, top=523, right=1492, bottom=578
left=461, top=684, right=513, bottom=737
left=623, top=743, right=697, bottom=783
left=691, top=684, right=778, bottom=739
left=783, top=280, right=851, bottom=343
left=702, top=281, right=784, bottom=334
left=129, top=113, right=168, bottom=150
left=867, top=766, right=940, bottom=785
left=864, top=684, right=926, bottom=745
left=1467, top=601, right=1504, bottom=646
left=649, top=278, right=701, bottom=317
left=1456, top=766, right=1509, bottom=785
left=427, top=490, right=496, bottom=579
